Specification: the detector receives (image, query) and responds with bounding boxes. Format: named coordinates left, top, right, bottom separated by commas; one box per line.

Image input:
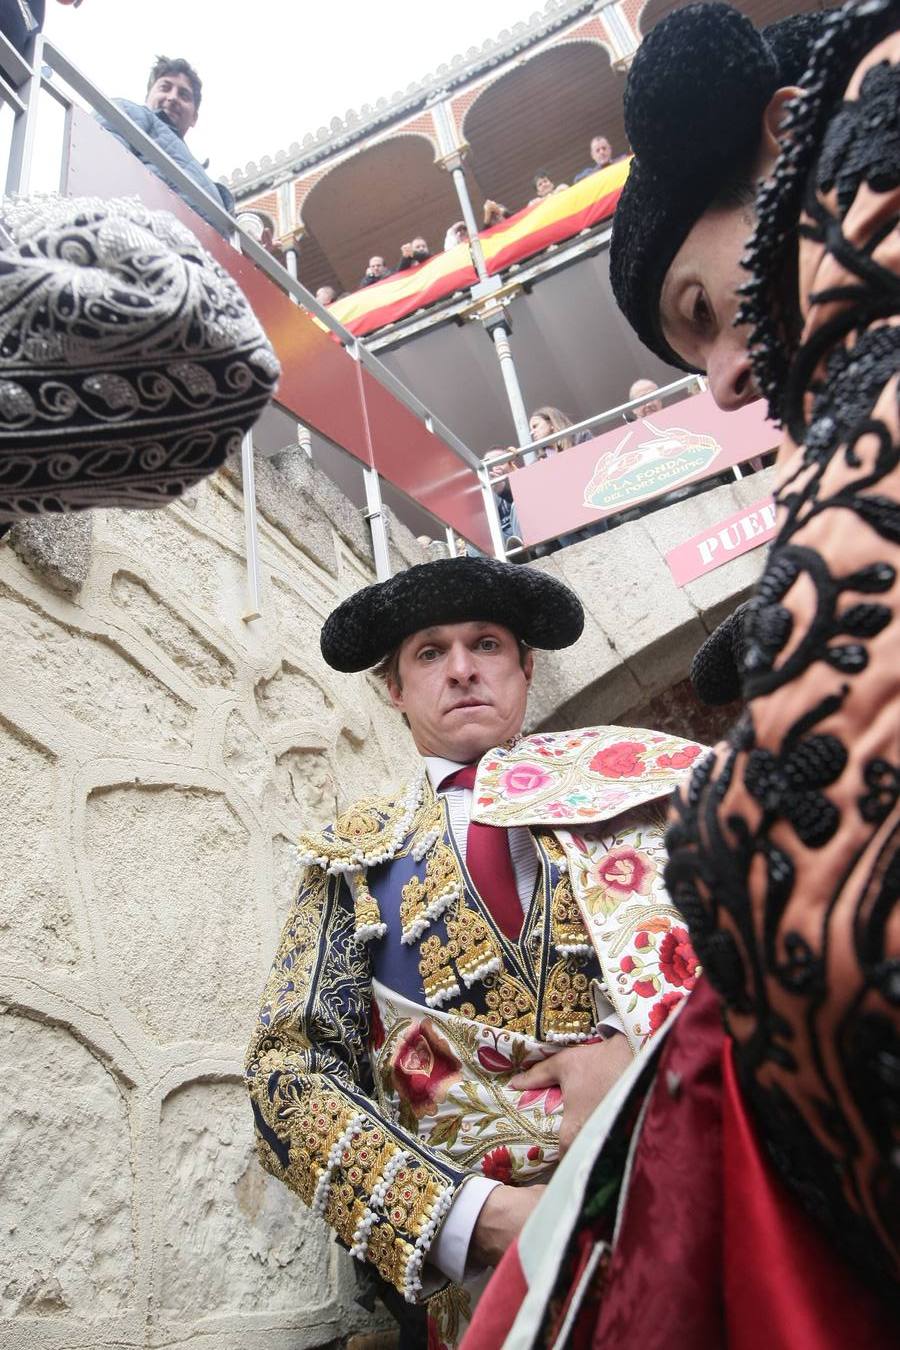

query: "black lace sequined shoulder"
left=736, top=0, right=900, bottom=426
left=667, top=0, right=900, bottom=1309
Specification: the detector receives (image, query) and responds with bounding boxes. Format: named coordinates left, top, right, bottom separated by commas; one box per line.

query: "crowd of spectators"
left=312, top=131, right=618, bottom=304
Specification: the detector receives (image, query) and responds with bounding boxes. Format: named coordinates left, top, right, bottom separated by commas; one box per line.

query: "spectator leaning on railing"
left=443, top=220, right=468, bottom=249
left=574, top=133, right=614, bottom=181
left=528, top=170, right=569, bottom=207
left=359, top=254, right=392, bottom=287
left=96, top=55, right=235, bottom=234
left=396, top=236, right=431, bottom=270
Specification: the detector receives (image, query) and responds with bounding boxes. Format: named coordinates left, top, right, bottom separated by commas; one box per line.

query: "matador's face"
left=387, top=620, right=533, bottom=762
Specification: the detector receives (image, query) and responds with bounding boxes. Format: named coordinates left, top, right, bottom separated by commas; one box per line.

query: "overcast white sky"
left=44, top=0, right=541, bottom=181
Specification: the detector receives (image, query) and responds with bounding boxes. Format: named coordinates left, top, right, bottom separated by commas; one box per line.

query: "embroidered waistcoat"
left=245, top=726, right=703, bottom=1304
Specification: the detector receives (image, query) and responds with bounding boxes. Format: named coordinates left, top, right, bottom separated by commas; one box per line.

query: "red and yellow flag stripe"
left=330, top=158, right=629, bottom=338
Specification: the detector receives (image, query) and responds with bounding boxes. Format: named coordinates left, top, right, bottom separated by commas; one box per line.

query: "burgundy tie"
left=439, top=764, right=523, bottom=941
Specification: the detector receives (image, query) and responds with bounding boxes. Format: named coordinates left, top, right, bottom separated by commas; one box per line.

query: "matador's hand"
left=510, top=1036, right=633, bottom=1155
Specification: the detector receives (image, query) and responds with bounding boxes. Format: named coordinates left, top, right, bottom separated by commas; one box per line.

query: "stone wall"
left=0, top=453, right=424, bottom=1350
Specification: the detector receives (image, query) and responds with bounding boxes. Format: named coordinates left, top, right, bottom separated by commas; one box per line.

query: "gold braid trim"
left=264, top=1079, right=454, bottom=1301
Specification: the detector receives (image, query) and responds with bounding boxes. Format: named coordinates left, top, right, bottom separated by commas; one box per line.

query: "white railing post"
left=5, top=32, right=41, bottom=195
left=363, top=468, right=392, bottom=582
left=240, top=434, right=262, bottom=621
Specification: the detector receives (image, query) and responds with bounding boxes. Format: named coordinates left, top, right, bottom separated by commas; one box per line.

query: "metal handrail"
left=487, top=374, right=705, bottom=473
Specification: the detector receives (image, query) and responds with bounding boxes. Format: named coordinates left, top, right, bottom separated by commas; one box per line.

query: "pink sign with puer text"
left=666, top=495, right=778, bottom=585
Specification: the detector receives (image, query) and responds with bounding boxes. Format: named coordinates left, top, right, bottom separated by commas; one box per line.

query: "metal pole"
left=432, top=97, right=489, bottom=282
left=478, top=468, right=507, bottom=561
left=240, top=434, right=263, bottom=621
left=449, top=162, right=489, bottom=283
left=297, top=423, right=313, bottom=458
left=363, top=468, right=392, bottom=582
left=490, top=322, right=532, bottom=452
left=6, top=32, right=41, bottom=195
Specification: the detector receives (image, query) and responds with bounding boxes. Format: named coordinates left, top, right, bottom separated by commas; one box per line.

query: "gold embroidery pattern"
left=447, top=904, right=502, bottom=988
left=367, top=1220, right=411, bottom=1292
left=246, top=855, right=462, bottom=1304
left=400, top=842, right=463, bottom=944
left=456, top=970, right=535, bottom=1034
left=350, top=872, right=386, bottom=942
left=297, top=771, right=431, bottom=873
left=429, top=1284, right=472, bottom=1347
left=419, top=933, right=461, bottom=1008
left=542, top=957, right=595, bottom=1042
left=549, top=873, right=592, bottom=955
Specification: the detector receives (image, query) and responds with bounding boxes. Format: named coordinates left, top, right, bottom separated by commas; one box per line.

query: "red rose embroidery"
left=481, top=1145, right=513, bottom=1183
left=369, top=999, right=386, bottom=1051
left=649, top=991, right=684, bottom=1033
left=499, top=762, right=553, bottom=796
left=588, top=741, right=647, bottom=778
left=656, top=745, right=702, bottom=771
left=592, top=847, right=654, bottom=899
left=620, top=954, right=636, bottom=973
left=633, top=978, right=658, bottom=998
left=527, top=1145, right=542, bottom=1162
left=391, top=1020, right=462, bottom=1119
left=634, top=931, right=650, bottom=949
left=659, top=926, right=700, bottom=989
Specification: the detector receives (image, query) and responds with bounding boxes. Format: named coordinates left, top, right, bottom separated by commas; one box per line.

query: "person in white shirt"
left=245, top=557, right=703, bottom=1347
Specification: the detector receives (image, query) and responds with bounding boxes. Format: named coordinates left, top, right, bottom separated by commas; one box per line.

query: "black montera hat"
left=609, top=4, right=828, bottom=370
left=320, top=557, right=584, bottom=673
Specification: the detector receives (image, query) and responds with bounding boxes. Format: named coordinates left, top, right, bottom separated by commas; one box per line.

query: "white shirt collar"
left=424, top=756, right=468, bottom=792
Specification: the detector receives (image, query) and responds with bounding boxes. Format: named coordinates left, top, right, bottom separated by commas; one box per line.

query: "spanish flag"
left=330, top=157, right=629, bottom=338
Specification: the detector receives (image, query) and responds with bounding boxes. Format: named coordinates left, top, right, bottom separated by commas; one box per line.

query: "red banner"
left=509, top=391, right=780, bottom=546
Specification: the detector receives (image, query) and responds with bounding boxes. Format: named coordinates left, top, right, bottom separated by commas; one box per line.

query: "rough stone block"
left=85, top=784, right=260, bottom=1045
left=253, top=454, right=340, bottom=579
left=272, top=833, right=307, bottom=920
left=99, top=503, right=247, bottom=638
left=0, top=581, right=193, bottom=750
left=0, top=1011, right=134, bottom=1317
left=523, top=548, right=657, bottom=727
left=157, top=1079, right=336, bottom=1318
left=8, top=514, right=93, bottom=595
left=111, top=571, right=235, bottom=688
left=384, top=506, right=430, bottom=572
left=256, top=661, right=333, bottom=727
left=273, top=748, right=336, bottom=832
left=223, top=709, right=273, bottom=805
left=0, top=716, right=77, bottom=969
left=245, top=448, right=375, bottom=574
left=560, top=520, right=704, bottom=695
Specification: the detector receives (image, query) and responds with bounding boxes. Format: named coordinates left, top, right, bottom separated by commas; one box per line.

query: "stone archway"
left=463, top=40, right=626, bottom=215
left=300, top=133, right=459, bottom=294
